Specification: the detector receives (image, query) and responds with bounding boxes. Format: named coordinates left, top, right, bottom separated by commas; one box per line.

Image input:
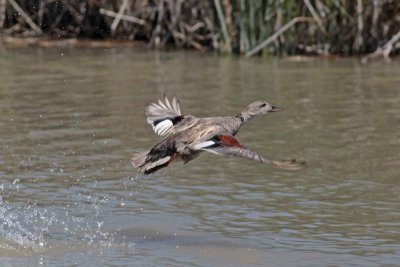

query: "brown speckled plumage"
left=132, top=95, right=304, bottom=174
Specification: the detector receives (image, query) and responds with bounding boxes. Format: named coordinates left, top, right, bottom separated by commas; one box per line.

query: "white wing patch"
left=145, top=95, right=183, bottom=136
left=145, top=156, right=171, bottom=171
left=153, top=119, right=174, bottom=136
left=192, top=141, right=216, bottom=150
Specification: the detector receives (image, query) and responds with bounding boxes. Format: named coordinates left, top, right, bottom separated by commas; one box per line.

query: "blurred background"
left=1, top=0, right=400, bottom=58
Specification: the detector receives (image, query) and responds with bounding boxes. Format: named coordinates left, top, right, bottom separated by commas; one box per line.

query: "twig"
left=204, top=16, right=219, bottom=50
left=353, top=0, right=363, bottom=52
left=146, top=0, right=165, bottom=48
left=8, top=0, right=43, bottom=35
left=183, top=22, right=204, bottom=33
left=188, top=39, right=206, bottom=51
left=0, top=0, right=6, bottom=28
left=99, top=8, right=146, bottom=26
left=166, top=0, right=180, bottom=47
left=173, top=30, right=206, bottom=51
left=61, top=0, right=83, bottom=23
left=50, top=10, right=67, bottom=33
left=332, top=0, right=352, bottom=19
left=362, top=30, right=400, bottom=63
left=111, top=0, right=129, bottom=35
left=303, top=0, right=326, bottom=34
left=38, top=0, right=45, bottom=28
left=371, top=0, right=380, bottom=38
left=213, top=0, right=231, bottom=52
left=315, top=0, right=328, bottom=18
left=238, top=0, right=249, bottom=53
left=224, top=0, right=233, bottom=40
left=246, top=17, right=314, bottom=58
left=274, top=0, right=283, bottom=50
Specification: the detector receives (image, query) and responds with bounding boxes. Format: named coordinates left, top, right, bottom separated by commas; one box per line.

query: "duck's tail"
left=131, top=151, right=148, bottom=170
left=131, top=151, right=176, bottom=175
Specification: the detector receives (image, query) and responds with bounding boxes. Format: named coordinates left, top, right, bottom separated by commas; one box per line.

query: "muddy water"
left=0, top=48, right=399, bottom=266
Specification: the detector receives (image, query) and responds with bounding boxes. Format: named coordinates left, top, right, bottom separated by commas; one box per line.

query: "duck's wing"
left=193, top=134, right=305, bottom=170
left=192, top=134, right=266, bottom=162
left=145, top=95, right=185, bottom=136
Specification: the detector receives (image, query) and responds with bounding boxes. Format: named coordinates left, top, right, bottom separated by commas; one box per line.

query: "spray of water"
left=0, top=195, right=117, bottom=256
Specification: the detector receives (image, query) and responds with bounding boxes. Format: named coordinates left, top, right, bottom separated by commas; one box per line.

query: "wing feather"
left=198, top=135, right=305, bottom=170
left=201, top=142, right=305, bottom=170
left=145, top=95, right=183, bottom=136
left=204, top=146, right=268, bottom=163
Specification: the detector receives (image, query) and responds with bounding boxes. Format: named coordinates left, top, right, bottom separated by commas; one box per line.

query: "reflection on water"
left=0, top=48, right=400, bottom=266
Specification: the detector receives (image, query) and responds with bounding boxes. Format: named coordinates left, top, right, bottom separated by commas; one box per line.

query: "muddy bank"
left=0, top=36, right=147, bottom=49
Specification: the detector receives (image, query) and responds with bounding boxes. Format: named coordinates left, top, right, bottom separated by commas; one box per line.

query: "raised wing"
left=145, top=95, right=183, bottom=136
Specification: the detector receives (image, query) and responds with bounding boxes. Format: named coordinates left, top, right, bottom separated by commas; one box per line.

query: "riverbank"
left=0, top=36, right=147, bottom=49
left=0, top=0, right=399, bottom=59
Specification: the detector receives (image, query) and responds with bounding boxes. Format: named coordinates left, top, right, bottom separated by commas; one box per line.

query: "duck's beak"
left=270, top=106, right=284, bottom=112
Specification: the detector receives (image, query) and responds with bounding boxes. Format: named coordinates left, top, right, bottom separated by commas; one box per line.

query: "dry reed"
left=0, top=0, right=399, bottom=58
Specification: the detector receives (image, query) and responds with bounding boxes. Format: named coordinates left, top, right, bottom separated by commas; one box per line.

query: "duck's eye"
left=260, top=103, right=266, bottom=108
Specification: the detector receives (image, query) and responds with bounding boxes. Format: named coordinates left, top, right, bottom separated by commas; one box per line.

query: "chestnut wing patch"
left=192, top=134, right=246, bottom=150
left=192, top=134, right=267, bottom=163
left=216, top=135, right=246, bottom=148
left=192, top=134, right=246, bottom=149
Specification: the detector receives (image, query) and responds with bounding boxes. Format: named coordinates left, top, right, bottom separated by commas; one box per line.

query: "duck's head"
left=238, top=101, right=283, bottom=121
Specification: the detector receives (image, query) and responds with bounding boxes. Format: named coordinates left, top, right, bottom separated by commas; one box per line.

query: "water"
left=0, top=48, right=399, bottom=266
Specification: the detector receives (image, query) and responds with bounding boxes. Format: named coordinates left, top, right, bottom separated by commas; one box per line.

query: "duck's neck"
left=235, top=112, right=254, bottom=123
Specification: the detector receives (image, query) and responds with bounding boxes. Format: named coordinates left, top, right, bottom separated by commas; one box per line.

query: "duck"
left=132, top=95, right=304, bottom=174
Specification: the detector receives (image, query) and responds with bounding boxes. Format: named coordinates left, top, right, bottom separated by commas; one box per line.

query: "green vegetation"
left=0, top=0, right=399, bottom=57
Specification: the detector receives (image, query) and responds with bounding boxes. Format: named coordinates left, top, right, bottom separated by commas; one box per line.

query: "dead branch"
left=303, top=0, right=326, bottom=34
left=362, top=30, right=400, bottom=63
left=99, top=8, right=146, bottom=26
left=8, top=0, right=43, bottom=35
left=110, top=0, right=129, bottom=35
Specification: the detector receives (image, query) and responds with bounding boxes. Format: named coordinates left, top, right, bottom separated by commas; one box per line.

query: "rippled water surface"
left=0, top=48, right=399, bottom=266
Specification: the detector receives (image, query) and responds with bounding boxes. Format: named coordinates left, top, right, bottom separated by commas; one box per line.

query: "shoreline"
left=0, top=1, right=398, bottom=60
left=0, top=36, right=148, bottom=49
left=1, top=36, right=395, bottom=63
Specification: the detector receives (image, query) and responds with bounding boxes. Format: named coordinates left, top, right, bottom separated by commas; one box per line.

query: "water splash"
left=0, top=195, right=116, bottom=256
left=0, top=196, right=52, bottom=253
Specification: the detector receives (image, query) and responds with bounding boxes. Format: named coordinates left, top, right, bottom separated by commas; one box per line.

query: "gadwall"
left=132, top=95, right=304, bottom=174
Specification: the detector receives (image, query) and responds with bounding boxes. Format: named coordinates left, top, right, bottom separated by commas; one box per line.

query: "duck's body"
left=132, top=96, right=302, bottom=174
